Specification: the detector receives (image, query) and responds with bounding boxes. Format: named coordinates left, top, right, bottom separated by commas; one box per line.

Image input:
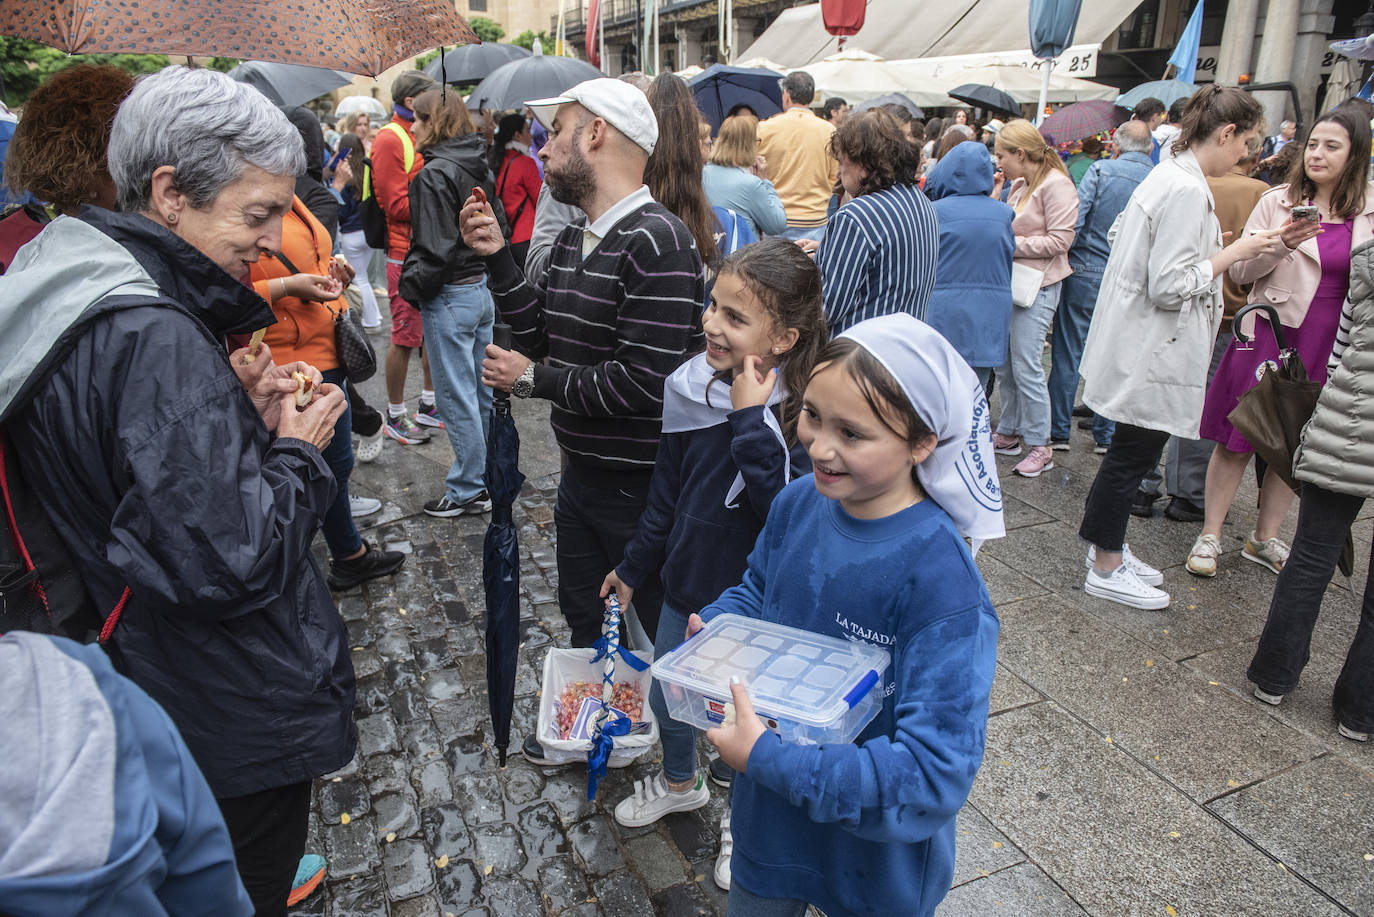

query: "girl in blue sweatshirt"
left=692, top=313, right=1005, bottom=917
left=600, top=240, right=828, bottom=869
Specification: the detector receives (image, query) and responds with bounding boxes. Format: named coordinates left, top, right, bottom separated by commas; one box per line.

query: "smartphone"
left=1291, top=205, right=1320, bottom=222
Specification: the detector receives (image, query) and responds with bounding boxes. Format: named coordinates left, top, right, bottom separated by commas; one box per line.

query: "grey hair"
left=942, top=123, right=975, bottom=141
left=1280, top=119, right=1296, bottom=129
left=781, top=71, right=815, bottom=106
left=1114, top=120, right=1154, bottom=155
left=108, top=66, right=305, bottom=213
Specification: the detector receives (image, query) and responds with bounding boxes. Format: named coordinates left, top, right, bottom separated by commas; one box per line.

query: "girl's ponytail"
left=717, top=239, right=830, bottom=439
left=1173, top=84, right=1263, bottom=156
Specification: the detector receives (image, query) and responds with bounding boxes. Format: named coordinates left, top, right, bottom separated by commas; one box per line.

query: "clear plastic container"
left=650, top=614, right=892, bottom=746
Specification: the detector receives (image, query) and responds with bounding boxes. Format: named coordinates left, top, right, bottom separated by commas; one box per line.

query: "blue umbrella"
left=688, top=64, right=783, bottom=132
left=423, top=42, right=530, bottom=84
left=1029, top=0, right=1083, bottom=59
left=482, top=323, right=526, bottom=767
left=1116, top=79, right=1198, bottom=111
left=228, top=62, right=354, bottom=107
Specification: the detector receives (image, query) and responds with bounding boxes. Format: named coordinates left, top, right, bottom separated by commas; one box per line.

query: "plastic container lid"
left=652, top=614, right=892, bottom=732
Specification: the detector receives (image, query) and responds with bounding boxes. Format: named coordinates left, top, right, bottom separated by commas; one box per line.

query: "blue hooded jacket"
left=923, top=142, right=1016, bottom=368
left=0, top=633, right=252, bottom=917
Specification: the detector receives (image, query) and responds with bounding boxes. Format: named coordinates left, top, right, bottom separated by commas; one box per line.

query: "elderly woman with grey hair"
left=0, top=66, right=356, bottom=917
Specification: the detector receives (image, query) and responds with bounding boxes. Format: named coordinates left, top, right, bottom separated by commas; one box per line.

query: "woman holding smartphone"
left=1186, top=109, right=1374, bottom=579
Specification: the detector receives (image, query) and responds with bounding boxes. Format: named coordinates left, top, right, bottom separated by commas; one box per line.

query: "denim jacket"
left=1069, top=151, right=1153, bottom=268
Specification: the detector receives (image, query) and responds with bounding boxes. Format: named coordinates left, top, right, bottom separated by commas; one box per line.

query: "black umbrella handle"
left=1233, top=302, right=1288, bottom=351
left=493, top=323, right=513, bottom=350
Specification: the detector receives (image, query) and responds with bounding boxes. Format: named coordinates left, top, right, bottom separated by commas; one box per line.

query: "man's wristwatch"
left=511, top=363, right=536, bottom=399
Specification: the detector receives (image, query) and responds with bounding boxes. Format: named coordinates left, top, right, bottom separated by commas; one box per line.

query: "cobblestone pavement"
left=290, top=351, right=1374, bottom=917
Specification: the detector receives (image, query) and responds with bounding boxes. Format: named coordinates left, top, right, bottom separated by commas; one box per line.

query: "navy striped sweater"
left=485, top=202, right=704, bottom=475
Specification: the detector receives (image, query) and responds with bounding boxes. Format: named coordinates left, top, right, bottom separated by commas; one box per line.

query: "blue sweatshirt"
left=616, top=403, right=810, bottom=614
left=700, top=478, right=998, bottom=917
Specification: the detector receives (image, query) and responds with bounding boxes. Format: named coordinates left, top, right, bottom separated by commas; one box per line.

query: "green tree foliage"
left=512, top=31, right=555, bottom=53
left=469, top=17, right=506, bottom=44
left=0, top=38, right=236, bottom=107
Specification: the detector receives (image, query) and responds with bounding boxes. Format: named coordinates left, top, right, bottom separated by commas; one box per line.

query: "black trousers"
left=1248, top=483, right=1374, bottom=732
left=1079, top=422, right=1172, bottom=552
left=555, top=459, right=664, bottom=648
left=217, top=781, right=312, bottom=917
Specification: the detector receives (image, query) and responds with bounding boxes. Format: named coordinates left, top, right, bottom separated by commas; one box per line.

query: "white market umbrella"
left=794, top=48, right=954, bottom=107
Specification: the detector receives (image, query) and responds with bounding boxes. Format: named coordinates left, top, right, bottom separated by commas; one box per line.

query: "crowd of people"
left=1, top=53, right=1373, bottom=917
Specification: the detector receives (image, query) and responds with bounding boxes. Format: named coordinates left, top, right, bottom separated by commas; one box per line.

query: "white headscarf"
left=661, top=353, right=791, bottom=509
left=840, top=314, right=1005, bottom=550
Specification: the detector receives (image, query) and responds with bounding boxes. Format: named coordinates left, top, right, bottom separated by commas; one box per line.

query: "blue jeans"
left=420, top=282, right=494, bottom=504
left=996, top=280, right=1060, bottom=447
left=1048, top=263, right=1112, bottom=444
left=773, top=224, right=826, bottom=243
left=650, top=600, right=699, bottom=784
left=727, top=882, right=808, bottom=917
left=320, top=367, right=362, bottom=560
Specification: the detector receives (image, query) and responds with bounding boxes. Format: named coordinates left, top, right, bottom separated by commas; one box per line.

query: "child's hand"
left=731, top=355, right=778, bottom=410
left=685, top=613, right=705, bottom=640
left=705, top=679, right=767, bottom=774
left=599, top=570, right=633, bottom=610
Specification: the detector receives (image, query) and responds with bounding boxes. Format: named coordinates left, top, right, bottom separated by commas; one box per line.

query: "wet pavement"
left=291, top=344, right=1374, bottom=917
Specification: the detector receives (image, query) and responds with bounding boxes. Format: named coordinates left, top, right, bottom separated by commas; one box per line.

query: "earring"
left=167, top=213, right=177, bottom=223
left=772, top=347, right=781, bottom=354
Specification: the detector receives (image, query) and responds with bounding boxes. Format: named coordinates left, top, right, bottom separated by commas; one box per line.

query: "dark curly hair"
left=830, top=109, right=920, bottom=195
left=5, top=64, right=135, bottom=214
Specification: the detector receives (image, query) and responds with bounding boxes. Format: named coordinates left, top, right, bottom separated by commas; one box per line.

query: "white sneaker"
left=355, top=430, right=383, bottom=463
left=1084, top=564, right=1170, bottom=610
left=612, top=771, right=709, bottom=828
left=714, top=810, right=732, bottom=890
left=1085, top=544, right=1163, bottom=586
left=349, top=495, right=381, bottom=518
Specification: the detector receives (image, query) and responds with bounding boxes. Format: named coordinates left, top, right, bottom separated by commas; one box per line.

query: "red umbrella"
left=1039, top=99, right=1131, bottom=144
left=0, top=0, right=479, bottom=76
left=821, top=0, right=865, bottom=51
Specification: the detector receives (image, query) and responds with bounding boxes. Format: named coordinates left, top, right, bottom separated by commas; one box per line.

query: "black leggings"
left=217, top=781, right=312, bottom=917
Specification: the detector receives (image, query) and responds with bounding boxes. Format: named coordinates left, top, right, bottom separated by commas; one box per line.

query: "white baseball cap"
left=526, top=78, right=658, bottom=155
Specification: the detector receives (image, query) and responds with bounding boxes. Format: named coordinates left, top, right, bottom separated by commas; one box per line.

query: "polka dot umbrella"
left=0, top=0, right=480, bottom=77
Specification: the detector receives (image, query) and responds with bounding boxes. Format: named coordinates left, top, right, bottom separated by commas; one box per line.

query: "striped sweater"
left=815, top=181, right=940, bottom=334
left=485, top=201, right=704, bottom=475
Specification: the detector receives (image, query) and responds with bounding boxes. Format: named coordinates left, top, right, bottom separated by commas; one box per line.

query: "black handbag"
left=273, top=250, right=377, bottom=384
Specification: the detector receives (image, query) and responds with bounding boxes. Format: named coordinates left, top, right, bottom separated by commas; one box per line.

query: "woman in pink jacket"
left=989, top=119, right=1079, bottom=478
left=1187, top=108, right=1374, bottom=578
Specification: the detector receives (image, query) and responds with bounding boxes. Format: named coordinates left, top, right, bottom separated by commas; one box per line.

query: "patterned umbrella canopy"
left=0, top=0, right=479, bottom=77
left=1038, top=99, right=1130, bottom=144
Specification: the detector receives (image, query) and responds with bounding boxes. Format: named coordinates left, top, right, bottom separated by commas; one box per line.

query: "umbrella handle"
left=1233, top=303, right=1287, bottom=351
left=494, top=323, right=513, bottom=350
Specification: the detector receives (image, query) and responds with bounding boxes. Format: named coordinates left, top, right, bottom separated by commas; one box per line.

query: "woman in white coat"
left=1075, top=85, right=1288, bottom=610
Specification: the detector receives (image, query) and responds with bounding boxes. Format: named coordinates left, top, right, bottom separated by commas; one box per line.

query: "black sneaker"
left=521, top=733, right=560, bottom=766
left=1164, top=496, right=1206, bottom=522
left=708, top=755, right=735, bottom=788
left=1076, top=417, right=1096, bottom=431
left=327, top=542, right=405, bottom=590
left=1050, top=437, right=1071, bottom=452
left=1130, top=491, right=1159, bottom=519
left=1072, top=403, right=1093, bottom=418
left=424, top=491, right=493, bottom=518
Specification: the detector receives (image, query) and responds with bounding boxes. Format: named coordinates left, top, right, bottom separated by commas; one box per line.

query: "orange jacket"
left=372, top=115, right=425, bottom=259
left=249, top=196, right=344, bottom=372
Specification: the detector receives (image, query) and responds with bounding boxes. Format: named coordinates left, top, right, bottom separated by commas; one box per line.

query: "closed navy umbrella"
left=483, top=324, right=525, bottom=767
left=424, top=42, right=530, bottom=84
left=227, top=62, right=354, bottom=106
left=688, top=64, right=784, bottom=132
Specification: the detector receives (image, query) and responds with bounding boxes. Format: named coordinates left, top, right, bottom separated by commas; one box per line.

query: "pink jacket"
left=1008, top=170, right=1079, bottom=287
left=1230, top=182, right=1374, bottom=334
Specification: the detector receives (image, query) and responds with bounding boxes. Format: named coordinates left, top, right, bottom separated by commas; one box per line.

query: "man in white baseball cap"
left=460, top=77, right=704, bottom=766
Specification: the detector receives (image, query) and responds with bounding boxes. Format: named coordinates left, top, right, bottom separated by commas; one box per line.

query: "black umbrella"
left=947, top=83, right=1020, bottom=117
left=469, top=47, right=602, bottom=111
left=227, top=61, right=354, bottom=106
left=688, top=64, right=784, bottom=132
left=423, top=42, right=531, bottom=84
left=851, top=92, right=925, bottom=120
left=483, top=323, right=526, bottom=766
